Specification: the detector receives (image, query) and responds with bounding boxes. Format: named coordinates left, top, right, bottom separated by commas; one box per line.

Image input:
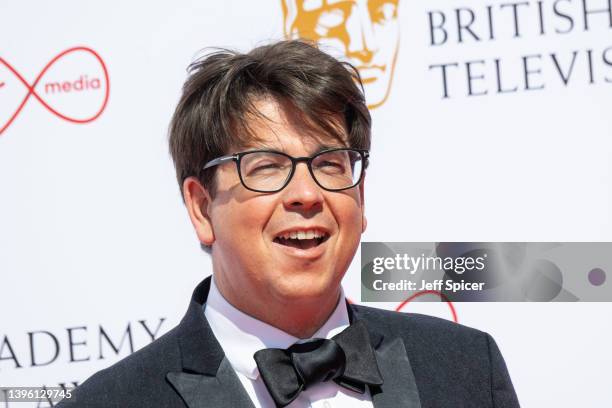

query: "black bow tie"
left=253, top=320, right=383, bottom=407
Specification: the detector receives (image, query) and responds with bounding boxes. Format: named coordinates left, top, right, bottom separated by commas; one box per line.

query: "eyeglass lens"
left=239, top=149, right=363, bottom=192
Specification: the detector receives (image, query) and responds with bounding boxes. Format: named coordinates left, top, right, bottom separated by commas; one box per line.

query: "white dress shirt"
left=203, top=277, right=375, bottom=408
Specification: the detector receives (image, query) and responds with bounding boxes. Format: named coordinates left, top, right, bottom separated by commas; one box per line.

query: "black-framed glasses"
left=202, top=147, right=369, bottom=193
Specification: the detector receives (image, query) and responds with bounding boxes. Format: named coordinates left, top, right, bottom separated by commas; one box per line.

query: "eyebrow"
left=241, top=143, right=347, bottom=155
left=313, top=144, right=346, bottom=154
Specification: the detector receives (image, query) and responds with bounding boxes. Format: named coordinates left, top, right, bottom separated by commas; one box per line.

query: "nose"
left=282, top=162, right=324, bottom=212
left=344, top=4, right=378, bottom=64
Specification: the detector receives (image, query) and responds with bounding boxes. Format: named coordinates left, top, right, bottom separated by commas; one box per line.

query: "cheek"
left=334, top=196, right=364, bottom=237
left=212, top=171, right=276, bottom=243
left=330, top=198, right=364, bottom=279
left=212, top=201, right=277, bottom=281
left=214, top=198, right=275, bottom=248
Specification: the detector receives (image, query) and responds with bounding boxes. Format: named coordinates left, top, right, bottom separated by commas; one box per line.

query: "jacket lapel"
left=166, top=277, right=254, bottom=408
left=166, top=358, right=254, bottom=408
left=350, top=304, right=422, bottom=408
left=167, top=278, right=421, bottom=408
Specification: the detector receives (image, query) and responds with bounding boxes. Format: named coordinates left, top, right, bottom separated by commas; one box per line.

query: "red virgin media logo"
left=0, top=46, right=110, bottom=135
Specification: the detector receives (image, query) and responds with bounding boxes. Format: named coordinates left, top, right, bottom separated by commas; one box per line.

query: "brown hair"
left=168, top=39, right=371, bottom=200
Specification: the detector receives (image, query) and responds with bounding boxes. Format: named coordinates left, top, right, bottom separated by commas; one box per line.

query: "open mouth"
left=273, top=232, right=330, bottom=250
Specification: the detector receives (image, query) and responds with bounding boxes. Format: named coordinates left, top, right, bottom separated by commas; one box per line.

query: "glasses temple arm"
left=203, top=154, right=238, bottom=170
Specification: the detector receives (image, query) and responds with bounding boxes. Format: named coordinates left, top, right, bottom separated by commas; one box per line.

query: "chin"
left=269, top=274, right=339, bottom=302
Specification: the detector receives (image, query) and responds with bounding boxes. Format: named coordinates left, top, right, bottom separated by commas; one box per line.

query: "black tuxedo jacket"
left=57, top=277, right=520, bottom=407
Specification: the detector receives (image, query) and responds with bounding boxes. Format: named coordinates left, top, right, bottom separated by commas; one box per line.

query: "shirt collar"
left=203, top=276, right=350, bottom=380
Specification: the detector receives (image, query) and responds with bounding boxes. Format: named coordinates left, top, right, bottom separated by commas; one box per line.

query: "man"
left=57, top=40, right=519, bottom=407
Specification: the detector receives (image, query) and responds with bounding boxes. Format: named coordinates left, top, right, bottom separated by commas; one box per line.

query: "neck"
left=265, top=294, right=342, bottom=338
left=214, top=276, right=342, bottom=339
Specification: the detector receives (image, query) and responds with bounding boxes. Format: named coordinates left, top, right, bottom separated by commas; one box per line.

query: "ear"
left=183, top=176, right=215, bottom=246
left=359, top=174, right=367, bottom=234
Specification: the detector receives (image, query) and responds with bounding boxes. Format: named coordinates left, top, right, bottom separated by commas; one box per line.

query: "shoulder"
left=352, top=305, right=521, bottom=406
left=352, top=303, right=483, bottom=336
left=57, top=327, right=183, bottom=408
left=351, top=304, right=494, bottom=360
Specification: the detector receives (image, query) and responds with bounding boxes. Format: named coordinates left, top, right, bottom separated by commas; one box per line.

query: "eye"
left=255, top=162, right=280, bottom=169
left=319, top=160, right=342, bottom=167
left=315, top=160, right=346, bottom=173
left=248, top=162, right=284, bottom=174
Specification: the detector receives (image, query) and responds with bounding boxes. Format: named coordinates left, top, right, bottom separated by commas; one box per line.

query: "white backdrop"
left=1, top=1, right=611, bottom=406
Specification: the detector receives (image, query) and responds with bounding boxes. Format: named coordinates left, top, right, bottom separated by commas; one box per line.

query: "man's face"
left=282, top=0, right=400, bottom=109
left=197, top=98, right=366, bottom=307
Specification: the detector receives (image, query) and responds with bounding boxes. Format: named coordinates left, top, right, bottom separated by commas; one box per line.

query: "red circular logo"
left=0, top=46, right=110, bottom=135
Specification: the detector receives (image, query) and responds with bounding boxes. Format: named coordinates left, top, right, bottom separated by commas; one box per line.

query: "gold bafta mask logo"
left=281, top=0, right=400, bottom=109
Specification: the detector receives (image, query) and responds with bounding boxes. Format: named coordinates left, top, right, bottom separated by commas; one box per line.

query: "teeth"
left=278, top=229, right=327, bottom=240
